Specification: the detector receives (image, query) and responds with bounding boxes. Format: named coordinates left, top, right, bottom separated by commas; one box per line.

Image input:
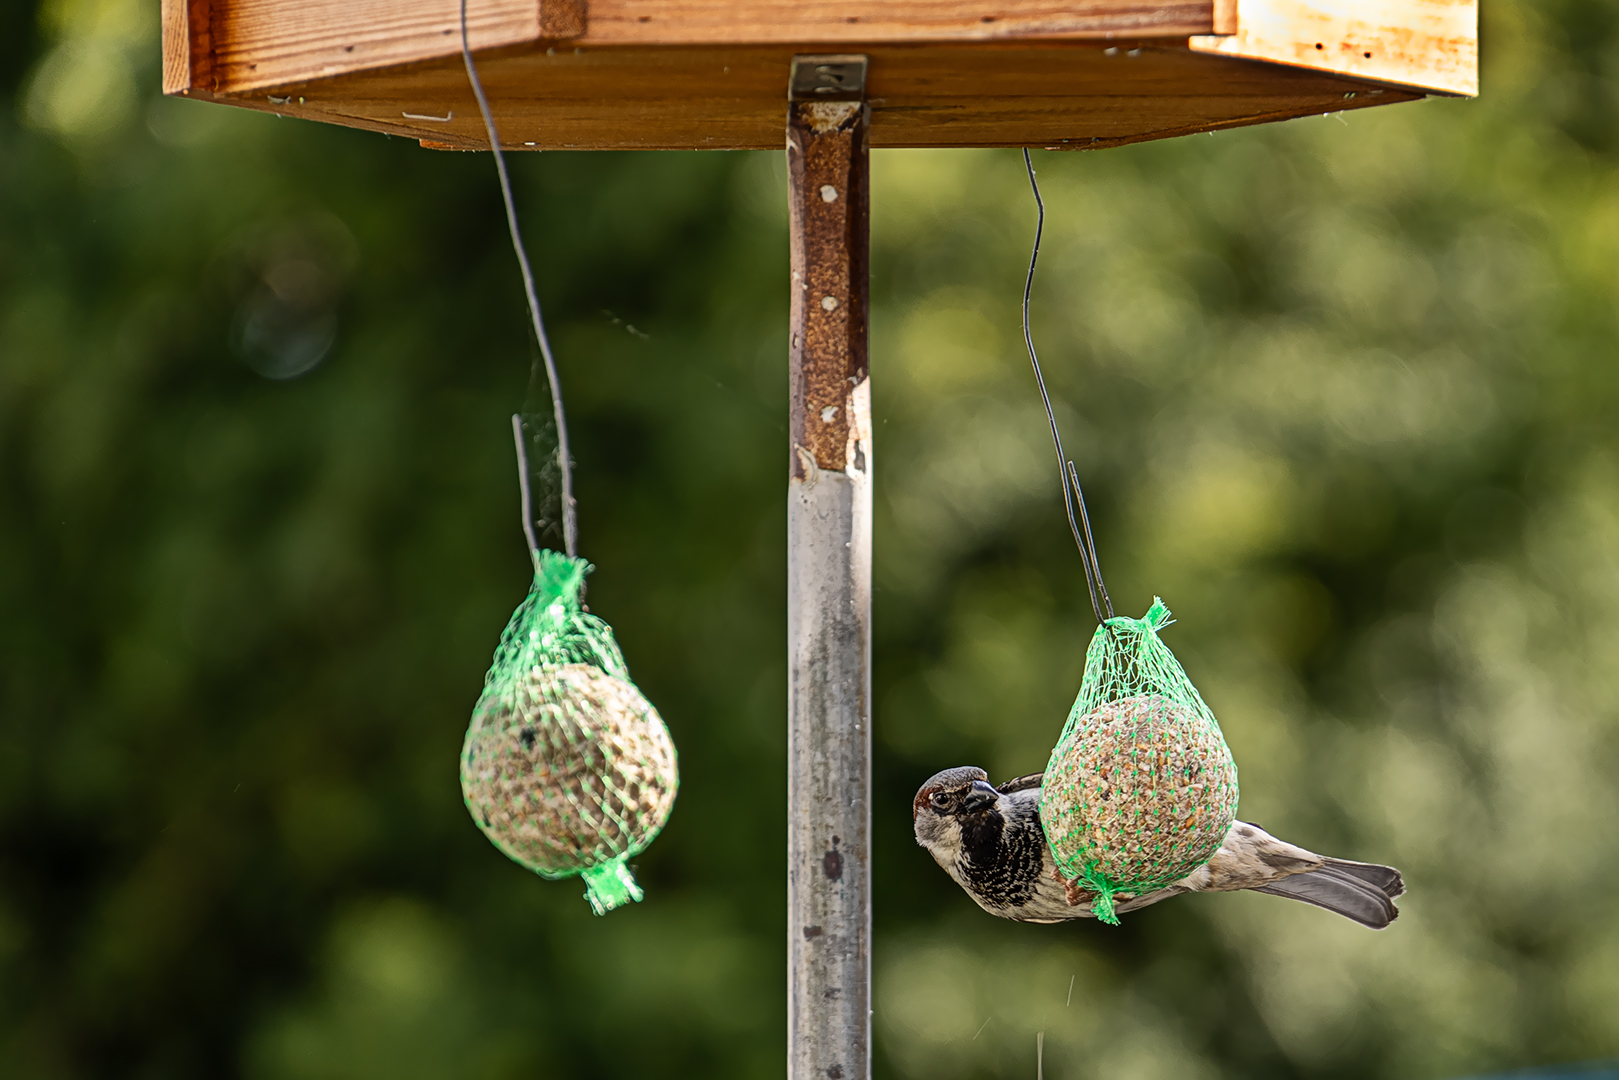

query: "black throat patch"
left=956, top=806, right=1045, bottom=910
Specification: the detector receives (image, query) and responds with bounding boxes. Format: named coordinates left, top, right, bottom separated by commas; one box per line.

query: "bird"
left=913, top=766, right=1404, bottom=928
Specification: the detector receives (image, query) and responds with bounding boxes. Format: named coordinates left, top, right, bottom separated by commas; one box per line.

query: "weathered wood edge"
left=167, top=0, right=1224, bottom=96
left=1190, top=0, right=1477, bottom=96
left=164, top=39, right=1424, bottom=153
left=160, top=0, right=1475, bottom=103
left=162, top=0, right=214, bottom=94
left=542, top=0, right=589, bottom=39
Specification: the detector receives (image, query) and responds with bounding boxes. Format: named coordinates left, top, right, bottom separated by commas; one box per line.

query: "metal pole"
left=786, top=55, right=872, bottom=1080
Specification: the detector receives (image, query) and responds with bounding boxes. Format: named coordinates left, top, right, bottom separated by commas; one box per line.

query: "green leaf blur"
left=3, top=0, right=1618, bottom=1077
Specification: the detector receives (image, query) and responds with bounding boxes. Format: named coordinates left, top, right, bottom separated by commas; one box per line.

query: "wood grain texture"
left=190, top=42, right=1421, bottom=151
left=181, top=0, right=1225, bottom=94
left=582, top=0, right=1213, bottom=46
left=210, top=0, right=539, bottom=91
left=162, top=0, right=213, bottom=93
left=541, top=0, right=589, bottom=39
left=167, top=0, right=1472, bottom=110
left=1190, top=0, right=1476, bottom=95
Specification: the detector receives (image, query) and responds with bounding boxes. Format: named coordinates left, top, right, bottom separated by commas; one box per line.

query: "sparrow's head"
left=912, top=766, right=1001, bottom=856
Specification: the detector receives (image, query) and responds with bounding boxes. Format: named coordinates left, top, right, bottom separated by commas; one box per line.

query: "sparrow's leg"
left=1049, top=863, right=1095, bottom=907
left=1047, top=864, right=1183, bottom=916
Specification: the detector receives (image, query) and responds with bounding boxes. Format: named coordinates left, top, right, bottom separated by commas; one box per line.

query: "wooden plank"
left=1190, top=0, right=1476, bottom=96
left=180, top=42, right=1420, bottom=151
left=177, top=0, right=1225, bottom=94
left=786, top=94, right=873, bottom=1080
left=161, top=0, right=214, bottom=94
left=582, top=0, right=1216, bottom=46
left=542, top=0, right=589, bottom=38
left=210, top=0, right=542, bottom=91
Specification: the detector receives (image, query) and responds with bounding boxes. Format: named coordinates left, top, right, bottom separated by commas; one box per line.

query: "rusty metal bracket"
left=789, top=54, right=869, bottom=102
left=786, top=78, right=870, bottom=479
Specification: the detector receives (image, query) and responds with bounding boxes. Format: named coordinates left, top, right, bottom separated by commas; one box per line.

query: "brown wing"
left=997, top=772, right=1044, bottom=794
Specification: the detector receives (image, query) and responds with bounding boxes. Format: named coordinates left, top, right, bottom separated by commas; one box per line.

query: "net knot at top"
left=485, top=549, right=628, bottom=687
left=1104, top=596, right=1173, bottom=635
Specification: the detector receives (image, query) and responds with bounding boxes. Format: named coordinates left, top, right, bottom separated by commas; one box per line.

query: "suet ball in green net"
left=461, top=550, right=678, bottom=914
left=1040, top=599, right=1239, bottom=924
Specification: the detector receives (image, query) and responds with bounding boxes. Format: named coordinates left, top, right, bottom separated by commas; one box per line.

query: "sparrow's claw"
left=1050, top=864, right=1094, bottom=907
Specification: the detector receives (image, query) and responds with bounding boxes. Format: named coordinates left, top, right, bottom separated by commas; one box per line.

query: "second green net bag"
left=460, top=549, right=679, bottom=915
left=1038, top=598, right=1239, bottom=924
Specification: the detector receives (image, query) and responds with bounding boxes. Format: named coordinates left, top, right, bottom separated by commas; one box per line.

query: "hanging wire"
left=511, top=414, right=541, bottom=565
left=460, top=0, right=577, bottom=558
left=1068, top=461, right=1113, bottom=617
left=1022, top=148, right=1114, bottom=624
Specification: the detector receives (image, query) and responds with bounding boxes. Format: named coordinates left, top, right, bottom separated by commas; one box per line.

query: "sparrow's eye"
left=929, top=792, right=950, bottom=810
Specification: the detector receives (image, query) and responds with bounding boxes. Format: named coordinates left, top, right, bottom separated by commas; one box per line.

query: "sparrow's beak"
left=961, top=781, right=998, bottom=813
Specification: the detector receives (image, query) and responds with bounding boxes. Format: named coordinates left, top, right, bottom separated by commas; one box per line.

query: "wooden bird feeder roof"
left=162, top=0, right=1476, bottom=152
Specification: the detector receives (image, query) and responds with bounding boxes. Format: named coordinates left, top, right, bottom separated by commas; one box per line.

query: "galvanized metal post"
left=786, top=55, right=872, bottom=1080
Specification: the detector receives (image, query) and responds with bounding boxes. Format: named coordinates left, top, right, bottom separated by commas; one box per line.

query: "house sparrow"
left=913, top=766, right=1404, bottom=928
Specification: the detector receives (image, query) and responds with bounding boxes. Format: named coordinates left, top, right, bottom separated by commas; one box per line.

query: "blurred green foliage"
left=4, top=0, right=1619, bottom=1077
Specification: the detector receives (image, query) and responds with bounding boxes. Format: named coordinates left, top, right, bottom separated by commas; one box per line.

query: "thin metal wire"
left=1068, top=462, right=1113, bottom=617
left=1022, top=147, right=1114, bottom=623
left=461, top=0, right=577, bottom=558
left=511, top=413, right=541, bottom=567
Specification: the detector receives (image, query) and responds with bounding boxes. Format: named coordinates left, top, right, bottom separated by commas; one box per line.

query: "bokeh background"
left=5, top=0, right=1619, bottom=1076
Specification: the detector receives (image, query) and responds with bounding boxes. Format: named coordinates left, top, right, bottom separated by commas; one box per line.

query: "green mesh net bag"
left=1038, top=598, right=1239, bottom=925
left=460, top=548, right=679, bottom=915
left=453, top=63, right=680, bottom=915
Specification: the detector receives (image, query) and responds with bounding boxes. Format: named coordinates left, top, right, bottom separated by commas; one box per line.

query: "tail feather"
left=1254, top=863, right=1402, bottom=929
left=1321, top=857, right=1405, bottom=899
